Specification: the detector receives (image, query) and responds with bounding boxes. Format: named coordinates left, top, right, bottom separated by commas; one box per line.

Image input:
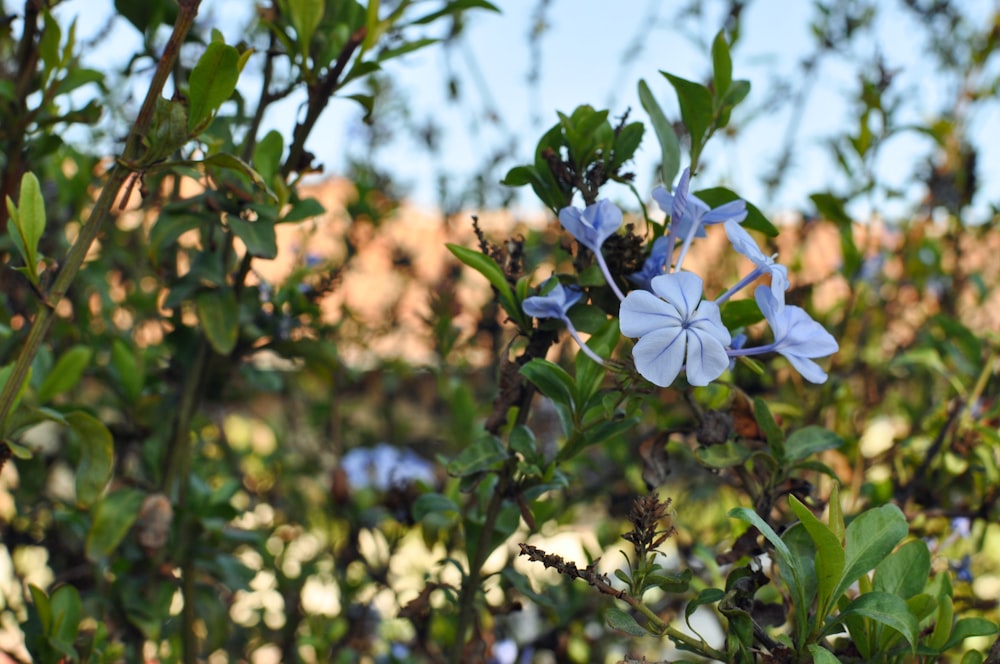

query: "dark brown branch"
left=282, top=26, right=367, bottom=177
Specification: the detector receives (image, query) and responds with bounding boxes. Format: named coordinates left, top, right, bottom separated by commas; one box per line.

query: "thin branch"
left=282, top=26, right=367, bottom=177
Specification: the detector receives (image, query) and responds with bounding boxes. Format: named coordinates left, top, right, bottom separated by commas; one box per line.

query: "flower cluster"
left=522, top=168, right=838, bottom=388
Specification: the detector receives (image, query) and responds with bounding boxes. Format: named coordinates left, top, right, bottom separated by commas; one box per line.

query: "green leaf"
left=649, top=568, right=692, bottom=593
left=752, top=397, right=784, bottom=461
left=501, top=165, right=540, bottom=188
left=67, top=411, right=114, bottom=508
left=196, top=288, right=239, bottom=355
left=711, top=31, right=732, bottom=98
left=228, top=217, right=278, bottom=259
left=729, top=507, right=809, bottom=621
left=411, top=0, right=500, bottom=26
left=520, top=358, right=576, bottom=410
left=377, top=37, right=440, bottom=63
left=788, top=496, right=844, bottom=621
left=54, top=67, right=105, bottom=96
left=203, top=153, right=274, bottom=200
left=38, top=10, right=61, bottom=83
left=280, top=197, right=325, bottom=222
left=111, top=339, right=144, bottom=404
left=36, top=345, right=92, bottom=403
left=85, top=488, right=145, bottom=561
left=6, top=172, right=47, bottom=285
left=832, top=504, right=909, bottom=604
left=662, top=72, right=713, bottom=147
left=114, top=0, right=177, bottom=33
left=29, top=584, right=52, bottom=634
left=341, top=60, right=382, bottom=87
left=810, top=192, right=852, bottom=225
left=6, top=440, right=33, bottom=459
left=148, top=214, right=202, bottom=263
left=720, top=298, right=763, bottom=329
left=559, top=416, right=638, bottom=461
left=807, top=644, right=843, bottom=664
left=121, top=581, right=174, bottom=640
left=811, top=192, right=862, bottom=278
left=187, top=41, right=240, bottom=133
left=18, top=171, right=46, bottom=263
left=253, top=130, right=284, bottom=184
left=685, top=587, right=725, bottom=635
left=446, top=243, right=527, bottom=329
left=288, top=0, right=324, bottom=57
left=509, top=425, right=537, bottom=461
left=695, top=440, right=751, bottom=468
left=927, top=590, right=954, bottom=651
left=825, top=591, right=918, bottom=651
left=446, top=436, right=507, bottom=477
left=412, top=493, right=459, bottom=522
left=606, top=607, right=648, bottom=636
left=639, top=80, right=681, bottom=187
left=784, top=426, right=844, bottom=462
left=143, top=97, right=189, bottom=164
left=610, top=122, right=644, bottom=170
left=573, top=317, right=618, bottom=402
left=828, top=483, right=845, bottom=544
left=49, top=585, right=82, bottom=648
left=719, top=79, right=751, bottom=113
left=940, top=617, right=1000, bottom=651
left=873, top=539, right=930, bottom=600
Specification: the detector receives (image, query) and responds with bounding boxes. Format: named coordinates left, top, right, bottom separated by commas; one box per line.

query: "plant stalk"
left=449, top=457, right=515, bottom=664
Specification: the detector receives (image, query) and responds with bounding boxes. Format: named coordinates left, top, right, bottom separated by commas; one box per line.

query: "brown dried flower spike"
left=623, top=493, right=676, bottom=560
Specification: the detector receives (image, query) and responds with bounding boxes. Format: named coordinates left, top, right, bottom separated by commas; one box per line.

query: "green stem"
left=661, top=620, right=727, bottom=660
left=584, top=564, right=726, bottom=660
left=449, top=458, right=515, bottom=664
left=449, top=378, right=545, bottom=662
left=163, top=337, right=210, bottom=664
left=0, top=0, right=202, bottom=430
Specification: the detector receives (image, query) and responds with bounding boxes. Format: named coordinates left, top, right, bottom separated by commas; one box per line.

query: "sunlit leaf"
left=188, top=41, right=240, bottom=133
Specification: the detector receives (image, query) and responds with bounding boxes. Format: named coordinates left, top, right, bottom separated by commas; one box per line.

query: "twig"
left=517, top=543, right=727, bottom=661
left=282, top=26, right=367, bottom=177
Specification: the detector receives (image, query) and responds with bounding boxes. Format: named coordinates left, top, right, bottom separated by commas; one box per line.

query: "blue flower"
left=522, top=280, right=583, bottom=321
left=522, top=279, right=605, bottom=365
left=951, top=517, right=972, bottom=539
left=558, top=199, right=623, bottom=254
left=951, top=554, right=973, bottom=583
left=628, top=236, right=671, bottom=291
left=341, top=444, right=436, bottom=491
left=652, top=168, right=748, bottom=272
left=743, top=286, right=839, bottom=383
left=717, top=220, right=790, bottom=305
left=653, top=170, right=744, bottom=238
left=619, top=271, right=732, bottom=387
left=557, top=199, right=627, bottom=302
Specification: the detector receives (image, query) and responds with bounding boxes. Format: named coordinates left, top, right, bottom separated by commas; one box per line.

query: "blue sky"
left=61, top=0, right=1000, bottom=222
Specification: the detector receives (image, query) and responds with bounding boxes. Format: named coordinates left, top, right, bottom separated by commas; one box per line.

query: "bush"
left=1, top=2, right=998, bottom=663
